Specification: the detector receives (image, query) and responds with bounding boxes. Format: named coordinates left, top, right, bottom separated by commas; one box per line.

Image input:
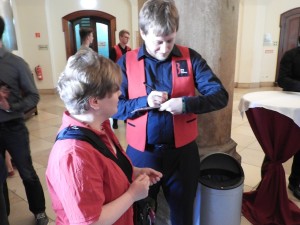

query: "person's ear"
left=88, top=97, right=100, bottom=110
left=140, top=29, right=146, bottom=41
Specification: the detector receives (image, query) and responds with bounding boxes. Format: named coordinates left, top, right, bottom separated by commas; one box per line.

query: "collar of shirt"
left=118, top=43, right=127, bottom=50
left=137, top=44, right=182, bottom=61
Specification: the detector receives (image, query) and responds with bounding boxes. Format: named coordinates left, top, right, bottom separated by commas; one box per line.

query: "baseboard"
left=259, top=82, right=276, bottom=87
left=38, top=89, right=57, bottom=94
left=234, top=82, right=276, bottom=88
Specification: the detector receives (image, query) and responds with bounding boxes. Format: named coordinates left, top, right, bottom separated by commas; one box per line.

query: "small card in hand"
left=131, top=106, right=160, bottom=114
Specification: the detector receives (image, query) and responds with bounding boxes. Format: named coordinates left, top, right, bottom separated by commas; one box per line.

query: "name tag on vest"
left=176, top=60, right=189, bottom=77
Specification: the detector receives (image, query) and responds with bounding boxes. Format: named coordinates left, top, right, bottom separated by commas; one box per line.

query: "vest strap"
left=114, top=45, right=123, bottom=62
left=126, top=49, right=148, bottom=151
left=172, top=45, right=198, bottom=147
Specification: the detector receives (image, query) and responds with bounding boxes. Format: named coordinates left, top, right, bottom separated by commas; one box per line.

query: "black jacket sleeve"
left=277, top=48, right=300, bottom=92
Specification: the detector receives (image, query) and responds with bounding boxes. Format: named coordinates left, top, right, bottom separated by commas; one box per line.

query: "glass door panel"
left=74, top=24, right=81, bottom=51
left=96, top=22, right=109, bottom=58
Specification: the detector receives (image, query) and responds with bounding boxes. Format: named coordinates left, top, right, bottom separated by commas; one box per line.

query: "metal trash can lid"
left=199, top=153, right=244, bottom=190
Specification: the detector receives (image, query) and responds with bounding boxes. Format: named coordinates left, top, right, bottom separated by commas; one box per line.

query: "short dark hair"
left=79, top=27, right=93, bottom=41
left=0, top=16, right=5, bottom=40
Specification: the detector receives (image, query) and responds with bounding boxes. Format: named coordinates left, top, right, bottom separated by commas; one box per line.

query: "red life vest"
left=126, top=45, right=198, bottom=151
left=113, top=45, right=131, bottom=62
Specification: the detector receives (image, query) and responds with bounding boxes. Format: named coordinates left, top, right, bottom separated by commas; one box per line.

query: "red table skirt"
left=242, top=108, right=300, bottom=225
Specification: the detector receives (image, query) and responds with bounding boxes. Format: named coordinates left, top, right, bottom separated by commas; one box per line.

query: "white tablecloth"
left=238, top=91, right=300, bottom=127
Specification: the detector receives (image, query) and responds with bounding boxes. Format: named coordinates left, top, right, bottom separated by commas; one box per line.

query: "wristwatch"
left=182, top=97, right=186, bottom=113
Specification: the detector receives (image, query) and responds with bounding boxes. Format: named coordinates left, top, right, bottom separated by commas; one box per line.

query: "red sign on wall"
left=35, top=33, right=41, bottom=38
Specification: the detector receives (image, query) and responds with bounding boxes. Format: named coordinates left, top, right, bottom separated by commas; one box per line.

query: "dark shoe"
left=288, top=183, right=300, bottom=200
left=35, top=212, right=49, bottom=225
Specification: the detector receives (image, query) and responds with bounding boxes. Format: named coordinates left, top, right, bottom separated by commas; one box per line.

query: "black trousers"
left=3, top=181, right=10, bottom=215
left=289, top=151, right=300, bottom=185
left=127, top=141, right=200, bottom=225
left=0, top=119, right=46, bottom=214
left=0, top=182, right=10, bottom=225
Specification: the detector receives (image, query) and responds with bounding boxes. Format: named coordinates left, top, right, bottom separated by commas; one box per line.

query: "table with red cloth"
left=238, top=91, right=300, bottom=225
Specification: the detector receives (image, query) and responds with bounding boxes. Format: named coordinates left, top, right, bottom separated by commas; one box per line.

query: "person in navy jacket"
left=112, top=1, right=228, bottom=224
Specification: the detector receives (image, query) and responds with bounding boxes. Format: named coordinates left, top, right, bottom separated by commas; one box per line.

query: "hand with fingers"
left=159, top=97, right=183, bottom=115
left=127, top=174, right=151, bottom=202
left=147, top=91, right=168, bottom=108
left=0, top=86, right=10, bottom=111
left=134, top=167, right=163, bottom=185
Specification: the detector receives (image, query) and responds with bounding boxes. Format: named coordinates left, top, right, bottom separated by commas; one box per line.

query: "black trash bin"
left=194, top=152, right=244, bottom=225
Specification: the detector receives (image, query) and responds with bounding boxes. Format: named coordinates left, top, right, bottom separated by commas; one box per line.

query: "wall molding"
left=234, top=82, right=276, bottom=88
left=38, top=89, right=57, bottom=94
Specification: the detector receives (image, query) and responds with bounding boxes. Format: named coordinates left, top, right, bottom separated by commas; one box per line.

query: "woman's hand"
left=133, top=167, right=163, bottom=185
left=96, top=174, right=151, bottom=225
left=127, top=174, right=150, bottom=202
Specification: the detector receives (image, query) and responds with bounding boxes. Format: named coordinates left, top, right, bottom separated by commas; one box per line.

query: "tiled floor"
left=6, top=87, right=300, bottom=225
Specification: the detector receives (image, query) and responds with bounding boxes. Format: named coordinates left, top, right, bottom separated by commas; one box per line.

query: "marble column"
left=136, top=1, right=240, bottom=224
left=175, top=0, right=240, bottom=162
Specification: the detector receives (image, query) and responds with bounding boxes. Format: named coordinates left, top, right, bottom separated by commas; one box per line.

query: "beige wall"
left=12, top=0, right=53, bottom=90
left=235, top=0, right=300, bottom=88
left=11, top=0, right=136, bottom=91
left=9, top=0, right=300, bottom=90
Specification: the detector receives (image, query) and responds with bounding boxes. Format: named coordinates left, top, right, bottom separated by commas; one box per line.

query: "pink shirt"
left=46, top=112, right=134, bottom=225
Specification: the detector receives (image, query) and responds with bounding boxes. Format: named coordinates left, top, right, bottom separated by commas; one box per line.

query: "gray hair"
left=57, top=49, right=121, bottom=115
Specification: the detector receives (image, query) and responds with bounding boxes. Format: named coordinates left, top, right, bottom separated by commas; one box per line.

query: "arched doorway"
left=62, top=10, right=116, bottom=59
left=275, top=7, right=300, bottom=82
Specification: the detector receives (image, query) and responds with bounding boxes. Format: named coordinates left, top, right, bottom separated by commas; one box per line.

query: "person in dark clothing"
left=0, top=16, right=49, bottom=225
left=277, top=36, right=300, bottom=199
left=112, top=1, right=228, bottom=224
left=109, top=29, right=131, bottom=129
left=0, top=153, right=9, bottom=225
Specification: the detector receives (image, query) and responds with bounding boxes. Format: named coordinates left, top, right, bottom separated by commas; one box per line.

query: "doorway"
left=62, top=10, right=116, bottom=59
left=275, top=7, right=300, bottom=82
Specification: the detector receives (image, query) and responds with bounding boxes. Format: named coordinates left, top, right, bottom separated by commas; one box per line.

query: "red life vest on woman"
left=126, top=45, right=198, bottom=151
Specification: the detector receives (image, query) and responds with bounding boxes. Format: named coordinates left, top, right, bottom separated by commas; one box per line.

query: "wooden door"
left=62, top=10, right=116, bottom=59
left=275, top=7, right=300, bottom=82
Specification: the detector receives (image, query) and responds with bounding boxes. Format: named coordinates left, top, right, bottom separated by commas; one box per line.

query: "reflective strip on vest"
left=126, top=46, right=198, bottom=151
